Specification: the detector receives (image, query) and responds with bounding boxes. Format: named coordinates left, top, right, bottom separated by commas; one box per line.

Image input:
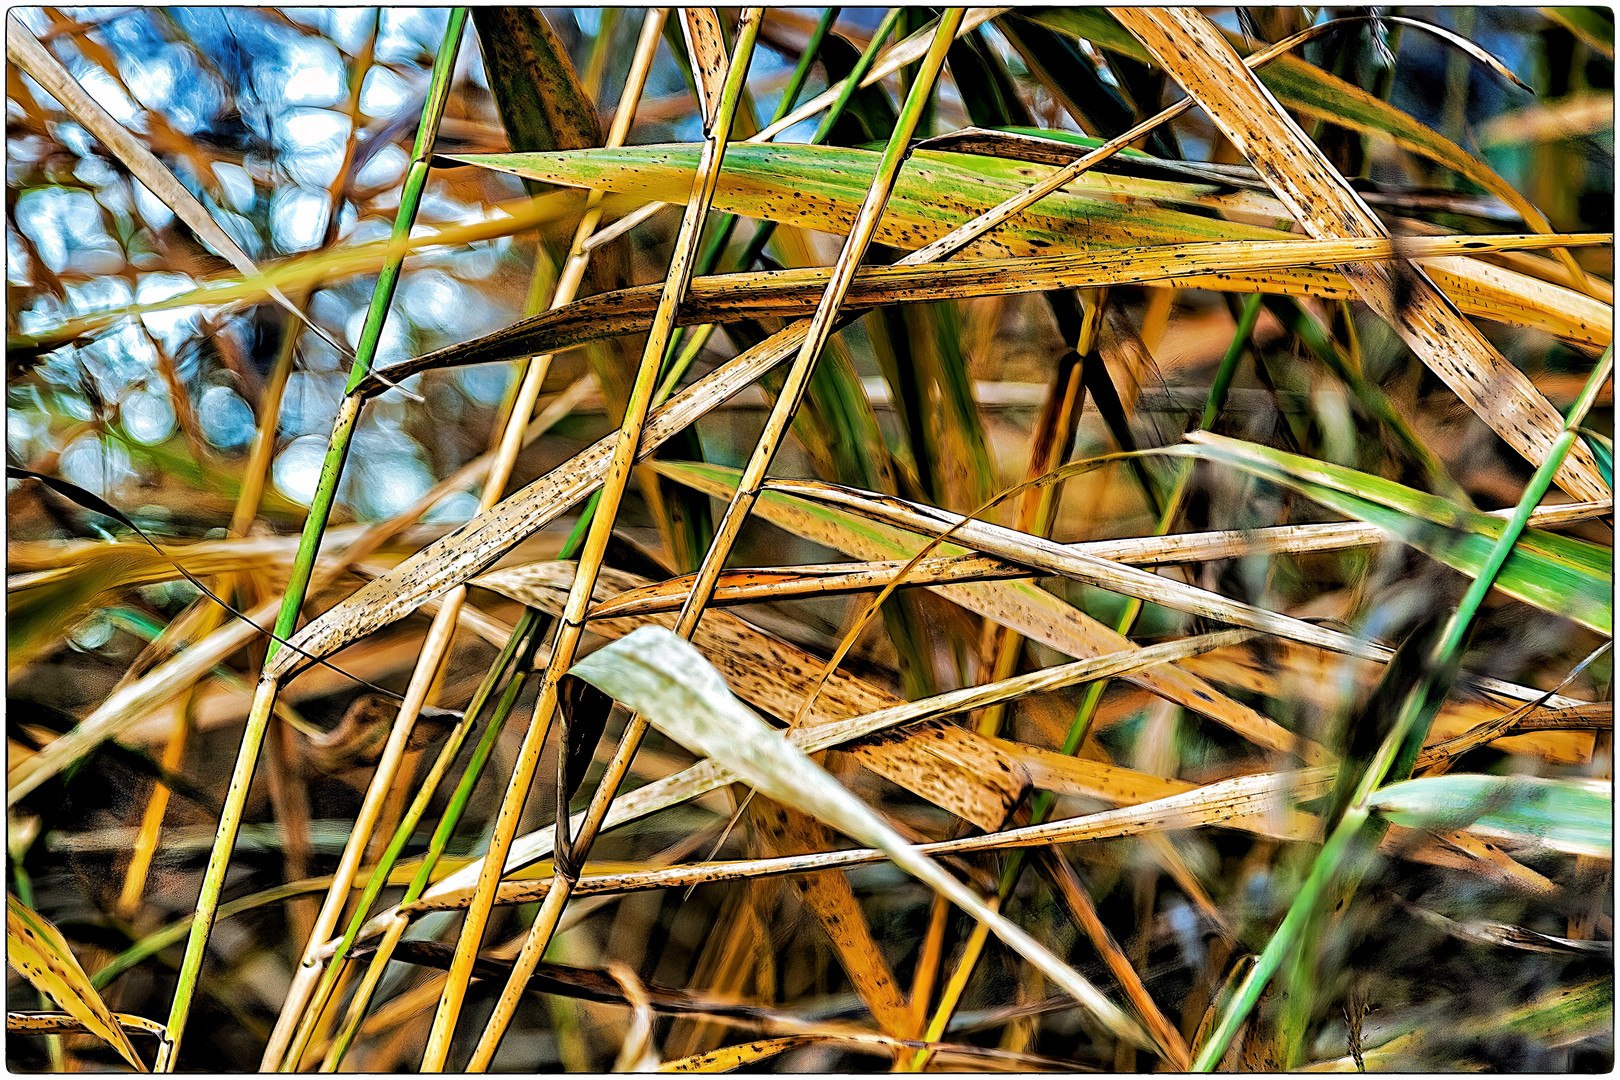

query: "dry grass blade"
left=425, top=14, right=765, bottom=1069
left=764, top=475, right=1450, bottom=663
left=14, top=490, right=1599, bottom=631
left=586, top=498, right=1611, bottom=618
left=655, top=460, right=1326, bottom=761
left=748, top=803, right=913, bottom=1038
left=394, top=796, right=1534, bottom=919
left=1110, top=6, right=1609, bottom=503
left=481, top=561, right=1025, bottom=831
left=361, top=232, right=1611, bottom=394
left=571, top=626, right=1156, bottom=1053
left=714, top=467, right=1583, bottom=711
left=678, top=9, right=730, bottom=129
left=657, top=1035, right=820, bottom=1072
left=6, top=1011, right=168, bottom=1040
left=394, top=690, right=1341, bottom=906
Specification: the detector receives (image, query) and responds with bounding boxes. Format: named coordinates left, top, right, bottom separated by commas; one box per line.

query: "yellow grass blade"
left=8, top=894, right=146, bottom=1071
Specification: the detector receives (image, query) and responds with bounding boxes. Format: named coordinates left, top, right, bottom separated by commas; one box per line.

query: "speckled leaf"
left=8, top=894, right=145, bottom=1071
left=569, top=626, right=1152, bottom=1049
left=1024, top=7, right=1584, bottom=274
left=1108, top=7, right=1609, bottom=503
left=472, top=560, right=1022, bottom=830
left=447, top=142, right=1289, bottom=257
left=442, top=144, right=1610, bottom=348
left=677, top=9, right=729, bottom=126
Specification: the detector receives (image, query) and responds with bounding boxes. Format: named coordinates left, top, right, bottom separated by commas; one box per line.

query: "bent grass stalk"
left=156, top=10, right=469, bottom=1071
left=447, top=14, right=965, bottom=1068
left=1191, top=347, right=1614, bottom=1070
left=418, top=13, right=764, bottom=1070
left=263, top=10, right=669, bottom=1068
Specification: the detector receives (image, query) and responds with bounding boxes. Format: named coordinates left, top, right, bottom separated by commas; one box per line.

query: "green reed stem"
left=156, top=12, right=469, bottom=1070
left=271, top=7, right=468, bottom=660
left=671, top=5, right=838, bottom=295
left=1192, top=347, right=1614, bottom=1070
left=280, top=607, right=539, bottom=1069
left=653, top=7, right=900, bottom=403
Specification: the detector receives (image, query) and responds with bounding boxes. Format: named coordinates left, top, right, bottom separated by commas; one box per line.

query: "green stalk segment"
left=280, top=608, right=540, bottom=1069
left=156, top=11, right=469, bottom=1070
left=321, top=510, right=601, bottom=1071
left=653, top=7, right=895, bottom=404
left=1191, top=348, right=1614, bottom=1071
left=669, top=4, right=837, bottom=291
left=270, top=7, right=470, bottom=658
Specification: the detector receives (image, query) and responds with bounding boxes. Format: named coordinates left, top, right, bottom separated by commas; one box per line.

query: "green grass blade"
left=1368, top=774, right=1611, bottom=857
left=1168, top=432, right=1613, bottom=635
left=1190, top=349, right=1613, bottom=1071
